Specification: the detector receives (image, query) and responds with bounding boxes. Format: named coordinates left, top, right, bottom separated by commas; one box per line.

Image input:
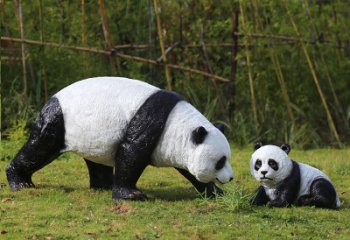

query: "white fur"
left=55, top=77, right=159, bottom=165
left=298, top=162, right=341, bottom=208
left=251, top=145, right=340, bottom=207
left=55, top=77, right=233, bottom=184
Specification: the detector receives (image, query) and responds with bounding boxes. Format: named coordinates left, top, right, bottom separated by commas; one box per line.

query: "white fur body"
left=55, top=77, right=159, bottom=165
left=54, top=77, right=233, bottom=183
left=298, top=162, right=341, bottom=208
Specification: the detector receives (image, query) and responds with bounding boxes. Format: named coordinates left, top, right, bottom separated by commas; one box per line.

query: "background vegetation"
left=1, top=0, right=350, bottom=148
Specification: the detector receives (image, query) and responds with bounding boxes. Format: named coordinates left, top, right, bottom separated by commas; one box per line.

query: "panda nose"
left=261, top=171, right=267, bottom=175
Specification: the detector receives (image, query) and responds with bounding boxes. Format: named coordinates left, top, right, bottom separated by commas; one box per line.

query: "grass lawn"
left=1, top=140, right=350, bottom=239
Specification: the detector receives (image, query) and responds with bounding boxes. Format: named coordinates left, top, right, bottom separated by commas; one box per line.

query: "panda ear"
left=254, top=141, right=263, bottom=151
left=281, top=144, right=291, bottom=154
left=191, top=126, right=208, bottom=144
left=214, top=124, right=225, bottom=134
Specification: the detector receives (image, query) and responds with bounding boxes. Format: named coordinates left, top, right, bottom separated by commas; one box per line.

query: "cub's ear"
left=281, top=144, right=291, bottom=154
left=214, top=124, right=225, bottom=134
left=254, top=141, right=263, bottom=151
left=191, top=126, right=208, bottom=144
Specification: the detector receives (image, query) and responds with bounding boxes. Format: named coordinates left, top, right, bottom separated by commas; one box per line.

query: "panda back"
left=55, top=77, right=159, bottom=165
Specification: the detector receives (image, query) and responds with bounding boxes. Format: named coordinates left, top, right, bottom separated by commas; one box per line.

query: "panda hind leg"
left=6, top=97, right=65, bottom=191
left=175, top=168, right=223, bottom=198
left=84, top=159, right=113, bottom=190
left=297, top=179, right=337, bottom=209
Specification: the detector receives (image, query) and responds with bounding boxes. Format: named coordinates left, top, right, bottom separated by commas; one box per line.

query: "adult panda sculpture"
left=6, top=77, right=233, bottom=200
left=250, top=142, right=340, bottom=209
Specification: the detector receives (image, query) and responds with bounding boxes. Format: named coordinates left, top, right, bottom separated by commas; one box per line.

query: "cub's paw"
left=112, top=186, right=147, bottom=201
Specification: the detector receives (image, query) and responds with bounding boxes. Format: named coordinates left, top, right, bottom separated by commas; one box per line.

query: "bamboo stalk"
left=1, top=0, right=16, bottom=70
left=98, top=0, right=117, bottom=75
left=200, top=25, right=218, bottom=95
left=1, top=36, right=230, bottom=83
left=115, top=52, right=230, bottom=83
left=81, top=0, right=88, bottom=75
left=39, top=0, right=48, bottom=101
left=270, top=52, right=295, bottom=126
left=228, top=9, right=239, bottom=119
left=0, top=68, right=1, bottom=142
left=239, top=0, right=259, bottom=128
left=14, top=0, right=27, bottom=98
left=1, top=37, right=110, bottom=54
left=153, top=0, right=172, bottom=90
left=284, top=1, right=342, bottom=146
left=106, top=40, right=343, bottom=50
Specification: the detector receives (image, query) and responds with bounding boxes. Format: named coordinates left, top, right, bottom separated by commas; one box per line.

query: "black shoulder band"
left=124, top=90, right=183, bottom=150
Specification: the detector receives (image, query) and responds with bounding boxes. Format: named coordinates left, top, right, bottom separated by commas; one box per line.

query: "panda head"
left=250, top=142, right=292, bottom=187
left=187, top=125, right=233, bottom=184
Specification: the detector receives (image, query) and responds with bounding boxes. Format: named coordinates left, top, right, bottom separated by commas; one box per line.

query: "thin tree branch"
left=1, top=36, right=229, bottom=83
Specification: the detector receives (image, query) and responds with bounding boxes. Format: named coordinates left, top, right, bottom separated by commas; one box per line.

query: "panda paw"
left=112, top=186, right=147, bottom=201
left=201, top=183, right=224, bottom=198
left=6, top=165, right=35, bottom=191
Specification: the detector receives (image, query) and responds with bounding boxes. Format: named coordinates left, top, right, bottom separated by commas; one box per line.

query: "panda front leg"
left=6, top=97, right=65, bottom=191
left=175, top=168, right=223, bottom=198
left=112, top=142, right=149, bottom=201
left=297, top=179, right=338, bottom=209
left=84, top=159, right=113, bottom=190
left=251, top=186, right=269, bottom=206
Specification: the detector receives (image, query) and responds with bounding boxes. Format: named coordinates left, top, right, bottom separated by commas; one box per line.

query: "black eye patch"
left=215, top=156, right=226, bottom=170
left=254, top=159, right=262, bottom=171
left=268, top=159, right=279, bottom=171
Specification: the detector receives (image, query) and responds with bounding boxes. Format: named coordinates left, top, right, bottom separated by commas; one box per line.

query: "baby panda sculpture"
left=250, top=142, right=340, bottom=209
left=6, top=77, right=233, bottom=200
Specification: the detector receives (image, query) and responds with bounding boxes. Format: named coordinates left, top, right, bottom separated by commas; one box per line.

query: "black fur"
left=6, top=97, right=65, bottom=191
left=191, top=126, right=208, bottom=145
left=297, top=178, right=338, bottom=209
left=267, top=161, right=300, bottom=207
left=214, top=124, right=225, bottom=134
left=251, top=186, right=269, bottom=206
left=281, top=144, right=291, bottom=154
left=85, top=159, right=113, bottom=190
left=112, top=90, right=183, bottom=200
left=268, top=159, right=279, bottom=171
left=215, top=157, right=226, bottom=171
left=254, top=142, right=263, bottom=150
left=175, top=168, right=223, bottom=198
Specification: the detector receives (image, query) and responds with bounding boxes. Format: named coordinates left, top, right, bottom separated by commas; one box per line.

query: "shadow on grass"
left=143, top=186, right=200, bottom=202
left=35, top=184, right=82, bottom=193
left=26, top=184, right=213, bottom=202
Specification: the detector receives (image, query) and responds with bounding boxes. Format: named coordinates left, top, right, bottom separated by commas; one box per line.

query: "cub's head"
left=250, top=142, right=292, bottom=187
left=187, top=125, right=233, bottom=184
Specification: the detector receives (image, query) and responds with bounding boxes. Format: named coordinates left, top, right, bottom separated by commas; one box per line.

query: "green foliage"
left=0, top=142, right=349, bottom=239
left=1, top=0, right=350, bottom=147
